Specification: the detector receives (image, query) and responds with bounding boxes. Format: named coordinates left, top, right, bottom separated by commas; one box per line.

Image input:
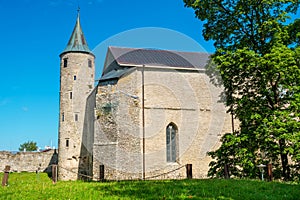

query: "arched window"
left=166, top=123, right=178, bottom=162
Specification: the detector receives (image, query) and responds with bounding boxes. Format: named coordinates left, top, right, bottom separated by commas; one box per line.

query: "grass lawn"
left=0, top=172, right=300, bottom=199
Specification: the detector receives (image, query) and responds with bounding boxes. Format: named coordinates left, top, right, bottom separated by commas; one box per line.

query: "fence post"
left=99, top=165, right=104, bottom=182
left=52, top=165, right=58, bottom=184
left=186, top=164, right=192, bottom=179
left=267, top=164, right=273, bottom=182
left=2, top=165, right=10, bottom=187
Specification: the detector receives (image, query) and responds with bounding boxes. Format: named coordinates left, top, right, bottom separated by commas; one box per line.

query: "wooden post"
left=52, top=165, right=58, bottom=184
left=186, top=164, right=192, bottom=179
left=99, top=165, right=104, bottom=181
left=267, top=164, right=273, bottom=181
left=2, top=166, right=10, bottom=187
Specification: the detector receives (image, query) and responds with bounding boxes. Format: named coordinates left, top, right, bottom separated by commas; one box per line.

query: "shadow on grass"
left=0, top=192, right=15, bottom=199
left=92, top=179, right=300, bottom=200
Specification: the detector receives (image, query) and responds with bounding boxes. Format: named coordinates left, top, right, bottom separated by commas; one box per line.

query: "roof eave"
left=117, top=63, right=205, bottom=72
left=59, top=50, right=95, bottom=58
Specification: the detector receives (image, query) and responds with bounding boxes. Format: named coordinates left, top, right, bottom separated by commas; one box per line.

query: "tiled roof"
left=109, top=46, right=210, bottom=69
left=61, top=13, right=93, bottom=55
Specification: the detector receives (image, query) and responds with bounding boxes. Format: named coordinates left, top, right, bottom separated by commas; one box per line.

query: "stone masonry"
left=58, top=13, right=238, bottom=181
left=0, top=150, right=57, bottom=173
left=93, top=66, right=236, bottom=180
left=58, top=51, right=95, bottom=180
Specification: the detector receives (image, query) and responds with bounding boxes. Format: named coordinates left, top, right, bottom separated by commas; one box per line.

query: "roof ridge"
left=109, top=46, right=210, bottom=55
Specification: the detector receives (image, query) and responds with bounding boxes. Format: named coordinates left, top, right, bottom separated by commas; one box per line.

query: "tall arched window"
left=166, top=123, right=178, bottom=162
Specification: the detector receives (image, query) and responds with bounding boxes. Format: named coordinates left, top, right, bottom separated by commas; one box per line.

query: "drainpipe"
left=142, top=64, right=145, bottom=180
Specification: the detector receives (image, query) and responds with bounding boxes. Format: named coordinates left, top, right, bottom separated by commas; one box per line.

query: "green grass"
left=0, top=173, right=300, bottom=199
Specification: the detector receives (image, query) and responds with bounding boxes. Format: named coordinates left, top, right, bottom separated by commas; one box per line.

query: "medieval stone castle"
left=57, top=13, right=235, bottom=181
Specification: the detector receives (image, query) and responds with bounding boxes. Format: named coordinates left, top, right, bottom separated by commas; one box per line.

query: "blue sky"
left=0, top=0, right=298, bottom=151
left=0, top=0, right=214, bottom=151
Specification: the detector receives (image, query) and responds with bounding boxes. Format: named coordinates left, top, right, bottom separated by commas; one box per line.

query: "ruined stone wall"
left=0, top=150, right=57, bottom=173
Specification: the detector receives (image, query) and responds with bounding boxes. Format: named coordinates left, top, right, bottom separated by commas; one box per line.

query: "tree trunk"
left=279, top=139, right=290, bottom=181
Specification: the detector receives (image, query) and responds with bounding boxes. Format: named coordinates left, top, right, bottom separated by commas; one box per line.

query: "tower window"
left=166, top=123, right=178, bottom=163
left=63, top=58, right=68, bottom=68
left=75, top=114, right=78, bottom=121
left=62, top=112, right=64, bottom=122
left=66, top=139, right=69, bottom=147
left=74, top=75, right=77, bottom=80
left=88, top=59, right=92, bottom=68
left=70, top=92, right=72, bottom=99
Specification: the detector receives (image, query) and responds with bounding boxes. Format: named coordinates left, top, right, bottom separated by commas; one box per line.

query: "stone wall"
left=93, top=72, right=142, bottom=180
left=139, top=67, right=231, bottom=179
left=0, top=149, right=58, bottom=173
left=94, top=66, right=234, bottom=180
left=58, top=51, right=95, bottom=180
left=78, top=87, right=97, bottom=180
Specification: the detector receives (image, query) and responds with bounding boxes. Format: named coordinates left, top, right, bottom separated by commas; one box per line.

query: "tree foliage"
left=19, top=141, right=38, bottom=152
left=184, top=0, right=300, bottom=180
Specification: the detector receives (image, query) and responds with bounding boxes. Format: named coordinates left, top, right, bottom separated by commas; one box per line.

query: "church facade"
left=58, top=14, right=234, bottom=181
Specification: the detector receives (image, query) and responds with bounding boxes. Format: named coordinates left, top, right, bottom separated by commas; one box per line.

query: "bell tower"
left=58, top=11, right=95, bottom=180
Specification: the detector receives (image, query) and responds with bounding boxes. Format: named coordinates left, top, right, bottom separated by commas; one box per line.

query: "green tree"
left=184, top=0, right=300, bottom=180
left=19, top=141, right=38, bottom=152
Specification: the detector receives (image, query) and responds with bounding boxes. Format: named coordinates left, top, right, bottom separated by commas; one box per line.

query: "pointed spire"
left=61, top=10, right=93, bottom=55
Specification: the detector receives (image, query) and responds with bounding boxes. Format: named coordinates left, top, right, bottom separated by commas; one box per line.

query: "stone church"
left=58, top=13, right=234, bottom=181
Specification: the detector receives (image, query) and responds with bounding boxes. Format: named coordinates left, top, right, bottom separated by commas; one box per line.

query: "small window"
left=88, top=59, right=92, bottom=68
left=74, top=75, right=77, bottom=80
left=63, top=58, right=68, bottom=68
left=66, top=139, right=69, bottom=147
left=166, top=123, right=178, bottom=162
left=75, top=114, right=78, bottom=121
left=70, top=92, right=72, bottom=99
left=62, top=112, right=64, bottom=122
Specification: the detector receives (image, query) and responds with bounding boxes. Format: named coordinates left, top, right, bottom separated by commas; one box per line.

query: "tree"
left=19, top=141, right=38, bottom=152
left=184, top=0, right=300, bottom=180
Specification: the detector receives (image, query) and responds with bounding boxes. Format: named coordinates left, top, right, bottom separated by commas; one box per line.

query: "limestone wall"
left=58, top=52, right=95, bottom=180
left=139, top=67, right=231, bottom=179
left=94, top=66, right=233, bottom=180
left=0, top=150, right=58, bottom=173
left=94, top=71, right=142, bottom=180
